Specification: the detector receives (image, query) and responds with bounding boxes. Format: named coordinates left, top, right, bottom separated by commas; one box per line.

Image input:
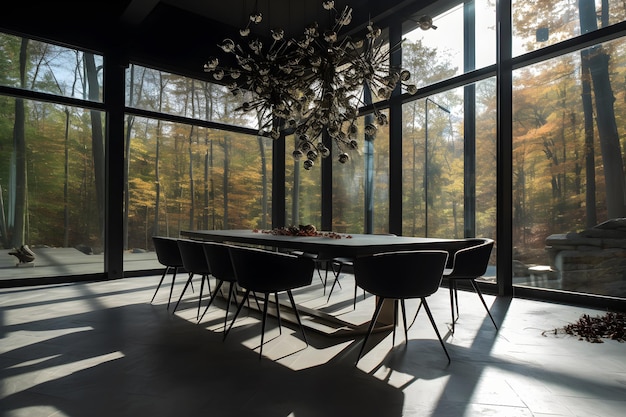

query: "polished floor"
left=1, top=272, right=625, bottom=417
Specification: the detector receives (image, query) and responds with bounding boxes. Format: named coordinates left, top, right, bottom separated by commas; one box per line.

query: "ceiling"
left=0, top=0, right=437, bottom=78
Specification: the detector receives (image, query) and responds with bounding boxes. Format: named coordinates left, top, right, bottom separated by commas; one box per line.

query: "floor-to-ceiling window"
left=123, top=64, right=273, bottom=271
left=0, top=33, right=105, bottom=280
left=400, top=0, right=498, bottom=283
left=511, top=0, right=626, bottom=298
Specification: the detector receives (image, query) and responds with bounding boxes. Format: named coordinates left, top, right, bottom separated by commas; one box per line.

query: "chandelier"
left=204, top=1, right=436, bottom=170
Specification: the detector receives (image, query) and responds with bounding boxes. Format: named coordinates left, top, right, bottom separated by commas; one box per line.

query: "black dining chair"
left=444, top=238, right=497, bottom=333
left=290, top=250, right=336, bottom=294
left=224, top=246, right=315, bottom=359
left=198, top=242, right=239, bottom=334
left=173, top=239, right=213, bottom=319
left=326, top=234, right=397, bottom=308
left=353, top=250, right=450, bottom=365
left=151, top=236, right=186, bottom=310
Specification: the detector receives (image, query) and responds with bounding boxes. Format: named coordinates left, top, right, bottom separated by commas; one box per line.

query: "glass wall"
left=512, top=0, right=626, bottom=57
left=122, top=64, right=273, bottom=270
left=0, top=33, right=105, bottom=278
left=512, top=35, right=626, bottom=297
left=2, top=0, right=625, bottom=307
left=401, top=1, right=498, bottom=283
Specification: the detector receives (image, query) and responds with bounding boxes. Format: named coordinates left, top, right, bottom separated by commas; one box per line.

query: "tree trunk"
left=84, top=52, right=106, bottom=239
left=258, top=135, right=267, bottom=228
left=580, top=49, right=597, bottom=227
left=188, top=125, right=195, bottom=230
left=579, top=0, right=626, bottom=219
left=10, top=38, right=28, bottom=248
left=64, top=107, right=70, bottom=247
left=223, top=137, right=229, bottom=228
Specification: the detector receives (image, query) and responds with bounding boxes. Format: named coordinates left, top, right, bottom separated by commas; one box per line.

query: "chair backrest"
left=177, top=239, right=211, bottom=275
left=152, top=236, right=184, bottom=267
left=353, top=250, right=449, bottom=299
left=228, top=246, right=315, bottom=293
left=446, top=238, right=494, bottom=279
left=202, top=242, right=237, bottom=283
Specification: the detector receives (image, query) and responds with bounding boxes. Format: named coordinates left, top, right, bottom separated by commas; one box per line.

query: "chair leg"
left=224, top=289, right=251, bottom=341
left=422, top=298, right=450, bottom=362
left=392, top=299, right=398, bottom=346
left=449, top=283, right=456, bottom=333
left=274, top=293, right=282, bottom=335
left=150, top=267, right=169, bottom=304
left=167, top=268, right=179, bottom=310
left=454, top=281, right=460, bottom=317
left=316, top=260, right=329, bottom=294
left=401, top=299, right=409, bottom=344
left=197, top=274, right=207, bottom=320
left=172, top=272, right=195, bottom=314
left=407, top=300, right=423, bottom=330
left=259, top=293, right=271, bottom=359
left=287, top=290, right=308, bottom=346
left=198, top=280, right=225, bottom=323
left=223, top=283, right=236, bottom=334
left=470, top=280, right=498, bottom=330
left=356, top=297, right=386, bottom=365
left=326, top=262, right=345, bottom=303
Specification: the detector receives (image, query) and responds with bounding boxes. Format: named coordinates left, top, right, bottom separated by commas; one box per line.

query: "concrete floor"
left=1, top=272, right=625, bottom=417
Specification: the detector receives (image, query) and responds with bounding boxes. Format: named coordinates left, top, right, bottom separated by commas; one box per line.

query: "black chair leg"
left=172, top=272, right=195, bottom=314
left=223, top=283, right=236, bottom=334
left=224, top=289, right=251, bottom=341
left=401, top=299, right=409, bottom=344
left=197, top=274, right=207, bottom=320
left=470, top=280, right=498, bottom=330
left=392, top=299, right=398, bottom=346
left=274, top=293, right=282, bottom=335
left=167, top=268, right=179, bottom=310
left=356, top=297, right=386, bottom=365
left=287, top=290, right=308, bottom=346
left=150, top=267, right=169, bottom=304
left=259, top=293, right=271, bottom=359
left=422, top=298, right=450, bottom=362
left=198, top=280, right=225, bottom=323
left=449, top=283, right=456, bottom=333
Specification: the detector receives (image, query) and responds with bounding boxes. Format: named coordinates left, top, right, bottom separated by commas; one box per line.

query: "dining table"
left=180, top=229, right=464, bottom=336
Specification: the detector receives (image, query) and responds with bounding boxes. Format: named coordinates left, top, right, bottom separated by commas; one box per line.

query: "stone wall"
left=545, top=218, right=626, bottom=297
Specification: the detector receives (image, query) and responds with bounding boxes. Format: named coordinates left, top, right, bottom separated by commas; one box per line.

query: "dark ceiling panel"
left=0, top=0, right=437, bottom=79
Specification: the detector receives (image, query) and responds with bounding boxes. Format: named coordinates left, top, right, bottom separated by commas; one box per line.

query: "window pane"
left=0, top=33, right=103, bottom=102
left=124, top=116, right=272, bottom=267
left=285, top=134, right=322, bottom=228
left=333, top=112, right=390, bottom=234
left=403, top=0, right=496, bottom=86
left=0, top=96, right=104, bottom=278
left=512, top=0, right=626, bottom=57
left=401, top=93, right=461, bottom=238
left=512, top=37, right=626, bottom=298
left=125, top=64, right=259, bottom=130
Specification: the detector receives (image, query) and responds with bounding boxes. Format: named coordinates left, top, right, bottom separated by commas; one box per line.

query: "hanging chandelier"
left=203, top=1, right=436, bottom=170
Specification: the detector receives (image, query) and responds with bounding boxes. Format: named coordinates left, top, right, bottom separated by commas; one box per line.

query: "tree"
left=84, top=52, right=105, bottom=239
left=579, top=0, right=626, bottom=219
left=10, top=38, right=29, bottom=247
